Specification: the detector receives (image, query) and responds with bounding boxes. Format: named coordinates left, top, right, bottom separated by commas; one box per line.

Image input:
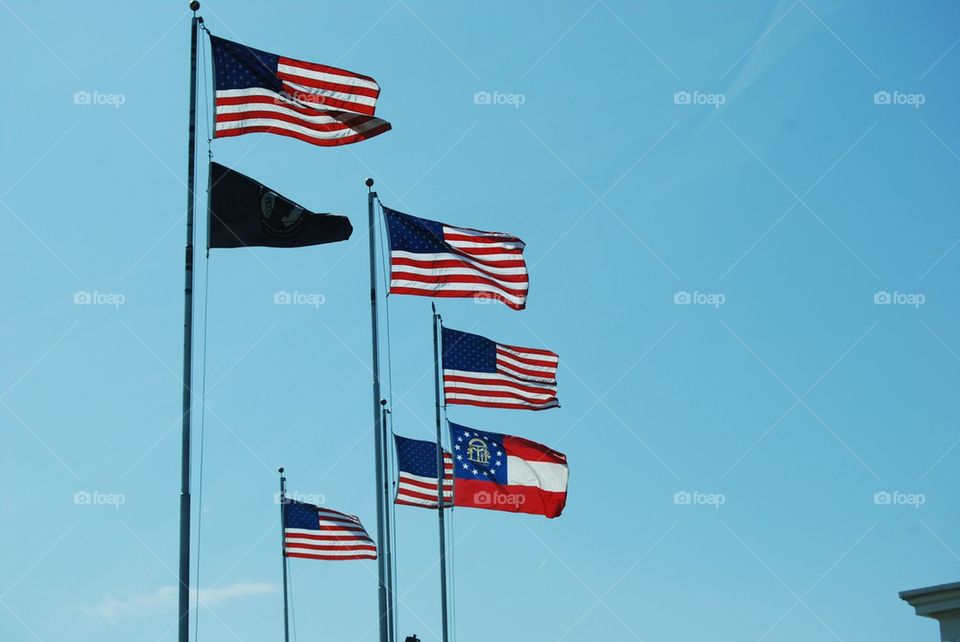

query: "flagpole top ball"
left=189, top=1, right=200, bottom=11
left=365, top=178, right=374, bottom=188
left=278, top=467, right=284, bottom=474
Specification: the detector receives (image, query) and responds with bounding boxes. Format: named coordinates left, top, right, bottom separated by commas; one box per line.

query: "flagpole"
left=366, top=178, right=390, bottom=642
left=179, top=4, right=202, bottom=642
left=381, top=400, right=395, bottom=642
left=279, top=468, right=290, bottom=642
left=432, top=303, right=450, bottom=642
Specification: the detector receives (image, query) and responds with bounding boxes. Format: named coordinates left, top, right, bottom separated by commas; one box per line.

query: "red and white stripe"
left=445, top=343, right=559, bottom=410
left=276, top=55, right=381, bottom=116
left=215, top=89, right=391, bottom=147
left=284, top=507, right=377, bottom=561
left=390, top=225, right=529, bottom=310
left=396, top=452, right=454, bottom=509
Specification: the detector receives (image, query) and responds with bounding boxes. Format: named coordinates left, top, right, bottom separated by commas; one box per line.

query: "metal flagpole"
left=432, top=303, right=450, bottom=642
left=366, top=178, right=390, bottom=642
left=279, top=468, right=290, bottom=642
left=381, top=400, right=394, bottom=642
left=179, top=4, right=202, bottom=642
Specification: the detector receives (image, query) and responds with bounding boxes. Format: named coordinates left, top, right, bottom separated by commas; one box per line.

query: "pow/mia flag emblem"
left=208, top=162, right=352, bottom=249
left=259, top=189, right=306, bottom=240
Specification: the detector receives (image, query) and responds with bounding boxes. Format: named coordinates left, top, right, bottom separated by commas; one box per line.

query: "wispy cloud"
left=81, top=581, right=276, bottom=622
left=696, top=0, right=844, bottom=133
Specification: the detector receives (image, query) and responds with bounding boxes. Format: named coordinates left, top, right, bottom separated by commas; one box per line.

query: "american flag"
left=442, top=326, right=559, bottom=410
left=382, top=206, right=529, bottom=310
left=394, top=435, right=453, bottom=509
left=283, top=499, right=377, bottom=561
left=209, top=35, right=391, bottom=147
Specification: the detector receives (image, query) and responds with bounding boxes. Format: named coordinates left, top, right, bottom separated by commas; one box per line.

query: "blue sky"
left=1, top=1, right=959, bottom=640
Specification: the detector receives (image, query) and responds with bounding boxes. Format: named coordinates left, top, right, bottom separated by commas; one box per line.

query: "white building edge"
left=901, top=581, right=960, bottom=642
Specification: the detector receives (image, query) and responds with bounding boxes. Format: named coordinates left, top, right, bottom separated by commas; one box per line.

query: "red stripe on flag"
left=502, top=435, right=568, bottom=464
left=215, top=122, right=391, bottom=148
left=388, top=287, right=525, bottom=310
left=453, top=478, right=566, bottom=518
left=445, top=397, right=559, bottom=410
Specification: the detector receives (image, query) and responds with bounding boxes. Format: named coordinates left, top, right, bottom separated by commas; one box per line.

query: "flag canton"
left=283, top=499, right=320, bottom=530
left=442, top=327, right=497, bottom=373
left=211, top=36, right=281, bottom=92
left=450, top=423, right=508, bottom=483
left=395, top=435, right=443, bottom=478
left=383, top=207, right=448, bottom=254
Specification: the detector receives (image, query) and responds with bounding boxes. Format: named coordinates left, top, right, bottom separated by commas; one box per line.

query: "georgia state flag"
left=449, top=422, right=568, bottom=518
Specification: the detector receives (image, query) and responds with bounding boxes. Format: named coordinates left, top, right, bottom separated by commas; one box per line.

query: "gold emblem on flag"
left=466, top=438, right=491, bottom=465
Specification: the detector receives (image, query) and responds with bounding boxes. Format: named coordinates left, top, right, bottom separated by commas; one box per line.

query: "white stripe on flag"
left=505, top=456, right=568, bottom=492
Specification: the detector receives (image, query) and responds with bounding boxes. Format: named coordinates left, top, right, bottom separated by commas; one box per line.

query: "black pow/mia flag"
left=207, top=162, right=353, bottom=249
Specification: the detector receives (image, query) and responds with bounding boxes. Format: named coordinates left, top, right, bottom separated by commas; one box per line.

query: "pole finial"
left=278, top=466, right=284, bottom=474
left=189, top=1, right=200, bottom=11
left=365, top=178, right=375, bottom=188
left=380, top=399, right=387, bottom=406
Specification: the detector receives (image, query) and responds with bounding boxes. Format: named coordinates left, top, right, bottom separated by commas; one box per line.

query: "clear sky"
left=2, top=1, right=958, bottom=641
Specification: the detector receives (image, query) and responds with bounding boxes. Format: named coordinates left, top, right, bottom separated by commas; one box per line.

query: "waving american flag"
left=210, top=35, right=391, bottom=147
left=394, top=435, right=453, bottom=509
left=283, top=499, right=377, bottom=561
left=442, top=326, right=559, bottom=410
left=382, top=206, right=529, bottom=310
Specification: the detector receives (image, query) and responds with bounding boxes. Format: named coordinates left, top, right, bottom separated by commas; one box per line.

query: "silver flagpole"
left=366, top=179, right=390, bottom=642
left=279, top=468, right=290, bottom=642
left=432, top=303, right=450, bottom=642
left=381, top=400, right=395, bottom=642
left=179, top=4, right=202, bottom=642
